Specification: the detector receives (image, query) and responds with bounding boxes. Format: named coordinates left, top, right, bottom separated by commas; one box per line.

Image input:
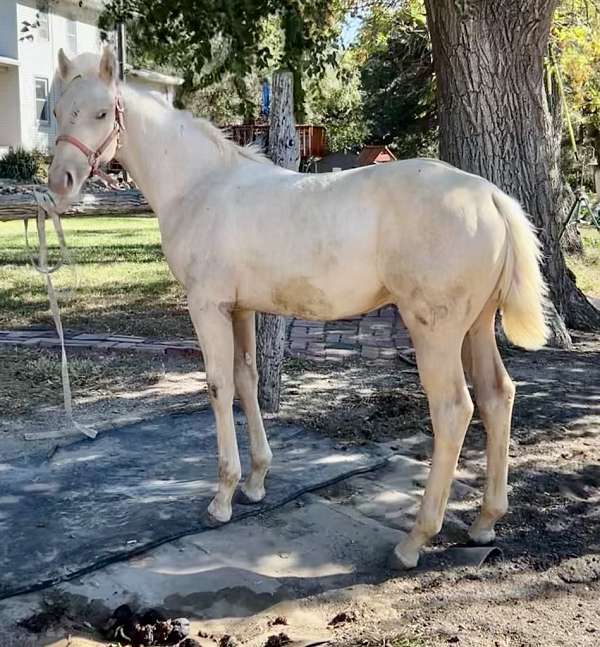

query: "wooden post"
left=255, top=70, right=300, bottom=413
left=116, top=22, right=126, bottom=81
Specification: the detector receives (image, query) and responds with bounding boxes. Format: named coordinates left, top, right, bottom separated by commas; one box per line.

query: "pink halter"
left=55, top=95, right=125, bottom=187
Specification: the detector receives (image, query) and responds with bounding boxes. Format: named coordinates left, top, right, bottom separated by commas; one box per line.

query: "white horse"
left=48, top=48, right=548, bottom=569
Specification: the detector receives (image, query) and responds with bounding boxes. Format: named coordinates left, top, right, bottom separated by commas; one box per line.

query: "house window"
left=67, top=17, right=77, bottom=54
left=37, top=10, right=49, bottom=40
left=35, top=77, right=50, bottom=125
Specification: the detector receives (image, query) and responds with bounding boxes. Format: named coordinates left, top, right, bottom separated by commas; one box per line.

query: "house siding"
left=15, top=0, right=104, bottom=152
left=0, top=66, right=20, bottom=151
left=0, top=0, right=19, bottom=60
left=0, top=0, right=20, bottom=152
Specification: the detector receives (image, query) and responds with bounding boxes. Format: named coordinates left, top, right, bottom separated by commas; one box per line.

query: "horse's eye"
left=96, top=111, right=108, bottom=120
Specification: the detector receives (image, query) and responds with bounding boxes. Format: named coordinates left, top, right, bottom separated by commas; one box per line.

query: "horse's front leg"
left=189, top=300, right=240, bottom=524
left=233, top=310, right=272, bottom=503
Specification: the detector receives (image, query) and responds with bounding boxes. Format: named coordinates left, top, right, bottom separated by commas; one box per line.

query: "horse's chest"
left=157, top=220, right=196, bottom=286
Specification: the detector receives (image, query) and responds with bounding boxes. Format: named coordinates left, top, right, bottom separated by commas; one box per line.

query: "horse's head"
left=48, top=47, right=122, bottom=207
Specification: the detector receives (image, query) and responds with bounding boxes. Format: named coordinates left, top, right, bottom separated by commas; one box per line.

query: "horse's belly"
left=237, top=272, right=390, bottom=321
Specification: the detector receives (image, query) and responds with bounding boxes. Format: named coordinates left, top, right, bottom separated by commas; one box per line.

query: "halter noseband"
left=55, top=95, right=125, bottom=187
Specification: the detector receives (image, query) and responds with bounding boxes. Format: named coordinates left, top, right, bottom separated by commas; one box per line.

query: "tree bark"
left=0, top=189, right=151, bottom=221
left=255, top=70, right=300, bottom=413
left=424, top=0, right=600, bottom=346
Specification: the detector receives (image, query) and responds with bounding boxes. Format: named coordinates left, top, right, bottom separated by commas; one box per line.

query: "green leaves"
left=355, top=0, right=437, bottom=157
left=101, top=0, right=346, bottom=115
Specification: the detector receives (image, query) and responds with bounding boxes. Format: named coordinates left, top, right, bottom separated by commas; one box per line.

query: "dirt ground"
left=1, top=333, right=599, bottom=646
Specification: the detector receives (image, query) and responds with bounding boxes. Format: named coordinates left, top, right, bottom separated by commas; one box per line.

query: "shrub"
left=0, top=147, right=47, bottom=183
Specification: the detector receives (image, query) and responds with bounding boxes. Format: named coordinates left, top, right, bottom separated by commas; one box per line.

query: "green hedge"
left=0, top=147, right=48, bottom=183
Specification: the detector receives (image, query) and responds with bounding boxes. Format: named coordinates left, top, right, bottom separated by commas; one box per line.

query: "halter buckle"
left=87, top=151, right=100, bottom=170
left=115, top=96, right=125, bottom=131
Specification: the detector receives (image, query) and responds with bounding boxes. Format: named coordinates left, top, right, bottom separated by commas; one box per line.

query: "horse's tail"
left=493, top=189, right=549, bottom=350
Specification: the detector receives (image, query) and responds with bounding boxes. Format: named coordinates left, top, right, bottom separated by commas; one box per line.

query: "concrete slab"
left=58, top=493, right=399, bottom=620
left=0, top=408, right=390, bottom=600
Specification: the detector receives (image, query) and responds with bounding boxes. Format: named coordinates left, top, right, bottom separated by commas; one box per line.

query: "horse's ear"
left=58, top=48, right=71, bottom=81
left=99, top=46, right=118, bottom=85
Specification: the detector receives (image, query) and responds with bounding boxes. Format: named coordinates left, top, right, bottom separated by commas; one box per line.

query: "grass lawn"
left=566, top=225, right=600, bottom=297
left=0, top=216, right=598, bottom=339
left=0, top=216, right=193, bottom=338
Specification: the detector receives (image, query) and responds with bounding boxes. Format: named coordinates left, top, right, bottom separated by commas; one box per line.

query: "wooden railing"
left=226, top=124, right=326, bottom=159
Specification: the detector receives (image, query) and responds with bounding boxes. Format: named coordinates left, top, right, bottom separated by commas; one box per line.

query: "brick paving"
left=0, top=306, right=413, bottom=363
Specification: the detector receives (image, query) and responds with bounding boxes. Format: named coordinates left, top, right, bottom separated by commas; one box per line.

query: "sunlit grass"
left=566, top=225, right=600, bottom=297
left=0, top=216, right=192, bottom=337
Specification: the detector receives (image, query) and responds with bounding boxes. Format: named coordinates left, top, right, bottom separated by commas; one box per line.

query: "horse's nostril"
left=65, top=171, right=73, bottom=189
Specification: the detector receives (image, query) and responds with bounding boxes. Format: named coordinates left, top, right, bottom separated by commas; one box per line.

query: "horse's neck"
left=115, top=86, right=226, bottom=214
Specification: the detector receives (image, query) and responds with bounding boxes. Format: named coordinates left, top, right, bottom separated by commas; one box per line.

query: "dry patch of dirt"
left=0, top=346, right=208, bottom=457
left=280, top=359, right=429, bottom=444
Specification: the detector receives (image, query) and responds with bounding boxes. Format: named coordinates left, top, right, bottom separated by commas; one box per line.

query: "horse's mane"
left=142, top=87, right=270, bottom=166
left=190, top=114, right=271, bottom=166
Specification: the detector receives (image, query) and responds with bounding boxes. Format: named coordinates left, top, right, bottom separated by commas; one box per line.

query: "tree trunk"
left=255, top=70, right=300, bottom=412
left=424, top=0, right=600, bottom=346
left=0, top=189, right=151, bottom=221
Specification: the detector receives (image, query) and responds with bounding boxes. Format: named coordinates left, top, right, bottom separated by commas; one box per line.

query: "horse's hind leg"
left=233, top=310, right=272, bottom=503
left=393, top=328, right=474, bottom=568
left=465, top=303, right=515, bottom=544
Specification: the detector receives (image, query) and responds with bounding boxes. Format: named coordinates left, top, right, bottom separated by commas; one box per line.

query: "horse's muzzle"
left=47, top=163, right=75, bottom=196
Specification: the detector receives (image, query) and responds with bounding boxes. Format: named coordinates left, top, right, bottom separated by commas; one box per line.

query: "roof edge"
left=126, top=66, right=184, bottom=87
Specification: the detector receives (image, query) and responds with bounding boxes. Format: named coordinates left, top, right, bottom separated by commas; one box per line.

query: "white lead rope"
left=26, top=191, right=97, bottom=439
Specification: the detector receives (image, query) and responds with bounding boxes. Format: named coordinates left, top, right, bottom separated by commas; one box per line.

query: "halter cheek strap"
left=55, top=96, right=125, bottom=188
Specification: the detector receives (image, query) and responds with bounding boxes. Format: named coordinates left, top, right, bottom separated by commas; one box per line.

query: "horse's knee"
left=234, top=359, right=258, bottom=386
left=498, top=375, right=516, bottom=404
left=234, top=349, right=258, bottom=386
left=207, top=374, right=235, bottom=404
left=457, top=388, right=475, bottom=421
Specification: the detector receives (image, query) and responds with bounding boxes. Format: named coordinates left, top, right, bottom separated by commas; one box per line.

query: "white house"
left=0, top=0, right=182, bottom=157
left=0, top=0, right=108, bottom=155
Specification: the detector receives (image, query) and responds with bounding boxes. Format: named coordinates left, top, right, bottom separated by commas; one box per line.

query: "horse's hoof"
left=468, top=525, right=496, bottom=545
left=203, top=500, right=231, bottom=527
left=201, top=510, right=226, bottom=528
left=237, top=484, right=266, bottom=505
left=236, top=490, right=259, bottom=505
left=389, top=544, right=419, bottom=570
